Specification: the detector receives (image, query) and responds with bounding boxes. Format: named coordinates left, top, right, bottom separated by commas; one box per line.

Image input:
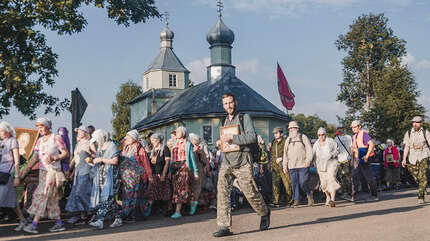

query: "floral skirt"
left=144, top=175, right=172, bottom=201
left=120, top=180, right=150, bottom=219
left=26, top=170, right=61, bottom=220
left=172, top=164, right=193, bottom=204
left=65, top=174, right=92, bottom=213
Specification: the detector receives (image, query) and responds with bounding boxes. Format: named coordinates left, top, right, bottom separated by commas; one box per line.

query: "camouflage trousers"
left=217, top=162, right=268, bottom=228
left=272, top=161, right=293, bottom=205
left=336, top=161, right=352, bottom=195
left=408, top=158, right=429, bottom=199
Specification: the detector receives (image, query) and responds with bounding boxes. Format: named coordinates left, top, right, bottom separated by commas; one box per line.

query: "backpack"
left=223, top=113, right=261, bottom=163
left=286, top=134, right=304, bottom=148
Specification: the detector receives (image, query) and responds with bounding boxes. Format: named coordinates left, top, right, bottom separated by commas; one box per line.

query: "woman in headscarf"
left=145, top=133, right=172, bottom=215
left=88, top=129, right=121, bottom=229
left=20, top=118, right=69, bottom=234
left=384, top=139, right=400, bottom=190
left=312, top=127, right=340, bottom=207
left=170, top=126, right=199, bottom=219
left=0, top=121, right=27, bottom=231
left=119, top=129, right=152, bottom=223
left=65, top=126, right=93, bottom=224
left=188, top=133, right=210, bottom=215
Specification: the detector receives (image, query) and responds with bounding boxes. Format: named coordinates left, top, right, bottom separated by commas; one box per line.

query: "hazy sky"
left=3, top=0, right=430, bottom=134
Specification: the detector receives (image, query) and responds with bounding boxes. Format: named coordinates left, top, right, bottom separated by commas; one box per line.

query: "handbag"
left=0, top=164, right=13, bottom=185
left=171, top=161, right=184, bottom=175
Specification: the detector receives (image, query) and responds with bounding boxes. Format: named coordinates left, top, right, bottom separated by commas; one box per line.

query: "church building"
left=130, top=9, right=290, bottom=148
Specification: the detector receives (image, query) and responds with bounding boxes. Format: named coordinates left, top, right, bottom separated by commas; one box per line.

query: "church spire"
left=206, top=0, right=236, bottom=83
left=160, top=11, right=174, bottom=49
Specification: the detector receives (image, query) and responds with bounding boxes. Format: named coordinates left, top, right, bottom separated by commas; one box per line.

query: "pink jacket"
left=384, top=146, right=399, bottom=168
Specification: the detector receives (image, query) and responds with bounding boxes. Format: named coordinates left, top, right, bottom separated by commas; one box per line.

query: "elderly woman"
left=21, top=118, right=69, bottom=234
left=144, top=133, right=172, bottom=214
left=88, top=129, right=121, bottom=229
left=312, top=127, right=340, bottom=207
left=119, top=129, right=152, bottom=223
left=65, top=126, right=93, bottom=224
left=0, top=122, right=27, bottom=231
left=188, top=133, right=210, bottom=215
left=170, top=126, right=199, bottom=219
left=384, top=139, right=400, bottom=190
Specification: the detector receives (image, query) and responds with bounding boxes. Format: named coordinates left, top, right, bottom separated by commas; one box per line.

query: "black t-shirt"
left=150, top=146, right=171, bottom=175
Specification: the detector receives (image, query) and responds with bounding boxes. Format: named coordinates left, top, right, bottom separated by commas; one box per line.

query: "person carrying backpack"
left=402, top=116, right=430, bottom=204
left=213, top=93, right=270, bottom=238
left=270, top=127, right=293, bottom=207
left=282, top=121, right=314, bottom=207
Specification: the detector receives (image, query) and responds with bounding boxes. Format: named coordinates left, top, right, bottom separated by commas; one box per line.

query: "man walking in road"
left=213, top=93, right=270, bottom=238
left=282, top=121, right=314, bottom=207
left=351, top=120, right=378, bottom=202
left=402, top=116, right=430, bottom=204
left=270, top=127, right=293, bottom=207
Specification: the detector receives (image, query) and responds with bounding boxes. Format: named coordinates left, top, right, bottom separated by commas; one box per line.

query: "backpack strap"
left=423, top=129, right=430, bottom=148
left=408, top=129, right=430, bottom=148
left=239, top=113, right=245, bottom=134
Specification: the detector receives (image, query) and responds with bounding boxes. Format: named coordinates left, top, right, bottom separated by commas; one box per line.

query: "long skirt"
left=94, top=196, right=120, bottom=221
left=0, top=175, right=18, bottom=208
left=318, top=160, right=341, bottom=194
left=65, top=174, right=92, bottom=213
left=27, top=170, right=61, bottom=220
left=120, top=180, right=150, bottom=219
left=172, top=165, right=194, bottom=204
left=144, top=174, right=172, bottom=201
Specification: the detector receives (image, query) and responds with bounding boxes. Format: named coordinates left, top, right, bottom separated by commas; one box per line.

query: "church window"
left=202, top=125, right=213, bottom=144
left=145, top=77, right=149, bottom=90
left=169, top=74, right=177, bottom=87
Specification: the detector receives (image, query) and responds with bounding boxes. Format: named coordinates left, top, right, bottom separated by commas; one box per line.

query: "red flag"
left=277, top=63, right=295, bottom=110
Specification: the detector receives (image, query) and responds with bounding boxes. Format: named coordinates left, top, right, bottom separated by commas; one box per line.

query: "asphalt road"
left=1, top=188, right=429, bottom=241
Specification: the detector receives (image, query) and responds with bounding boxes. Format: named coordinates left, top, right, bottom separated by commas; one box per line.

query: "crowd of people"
left=0, top=95, right=429, bottom=237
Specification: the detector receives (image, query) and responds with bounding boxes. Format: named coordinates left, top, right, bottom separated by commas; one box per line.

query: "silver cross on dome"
left=216, top=0, right=223, bottom=18
left=162, top=11, right=170, bottom=26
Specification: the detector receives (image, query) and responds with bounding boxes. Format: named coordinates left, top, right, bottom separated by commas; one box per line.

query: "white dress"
left=313, top=138, right=341, bottom=193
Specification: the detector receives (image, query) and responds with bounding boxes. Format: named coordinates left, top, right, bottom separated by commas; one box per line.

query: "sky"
left=3, top=0, right=430, bottom=134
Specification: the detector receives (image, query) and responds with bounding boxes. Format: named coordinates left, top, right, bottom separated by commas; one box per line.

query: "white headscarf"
left=90, top=129, right=109, bottom=148
left=0, top=121, right=16, bottom=137
left=188, top=133, right=201, bottom=145
left=176, top=126, right=187, bottom=138
left=36, top=117, right=52, bottom=129
left=317, top=127, right=327, bottom=135
left=126, top=129, right=140, bottom=141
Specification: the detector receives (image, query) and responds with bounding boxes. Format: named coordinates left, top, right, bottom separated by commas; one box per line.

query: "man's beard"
left=289, top=129, right=298, bottom=138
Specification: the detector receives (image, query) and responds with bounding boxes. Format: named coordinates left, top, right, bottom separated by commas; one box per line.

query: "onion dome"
left=160, top=26, right=174, bottom=41
left=206, top=18, right=235, bottom=47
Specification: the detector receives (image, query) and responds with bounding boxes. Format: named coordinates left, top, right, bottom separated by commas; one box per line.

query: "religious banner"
left=14, top=127, right=39, bottom=161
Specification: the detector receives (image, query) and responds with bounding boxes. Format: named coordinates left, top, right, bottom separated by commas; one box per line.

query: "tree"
left=335, top=13, right=424, bottom=142
left=366, top=59, right=424, bottom=144
left=112, top=80, right=142, bottom=141
left=290, top=113, right=337, bottom=139
left=0, top=0, right=159, bottom=119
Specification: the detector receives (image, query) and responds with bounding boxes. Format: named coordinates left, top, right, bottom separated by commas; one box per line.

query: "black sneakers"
left=213, top=228, right=233, bottom=237
left=260, top=209, right=271, bottom=231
